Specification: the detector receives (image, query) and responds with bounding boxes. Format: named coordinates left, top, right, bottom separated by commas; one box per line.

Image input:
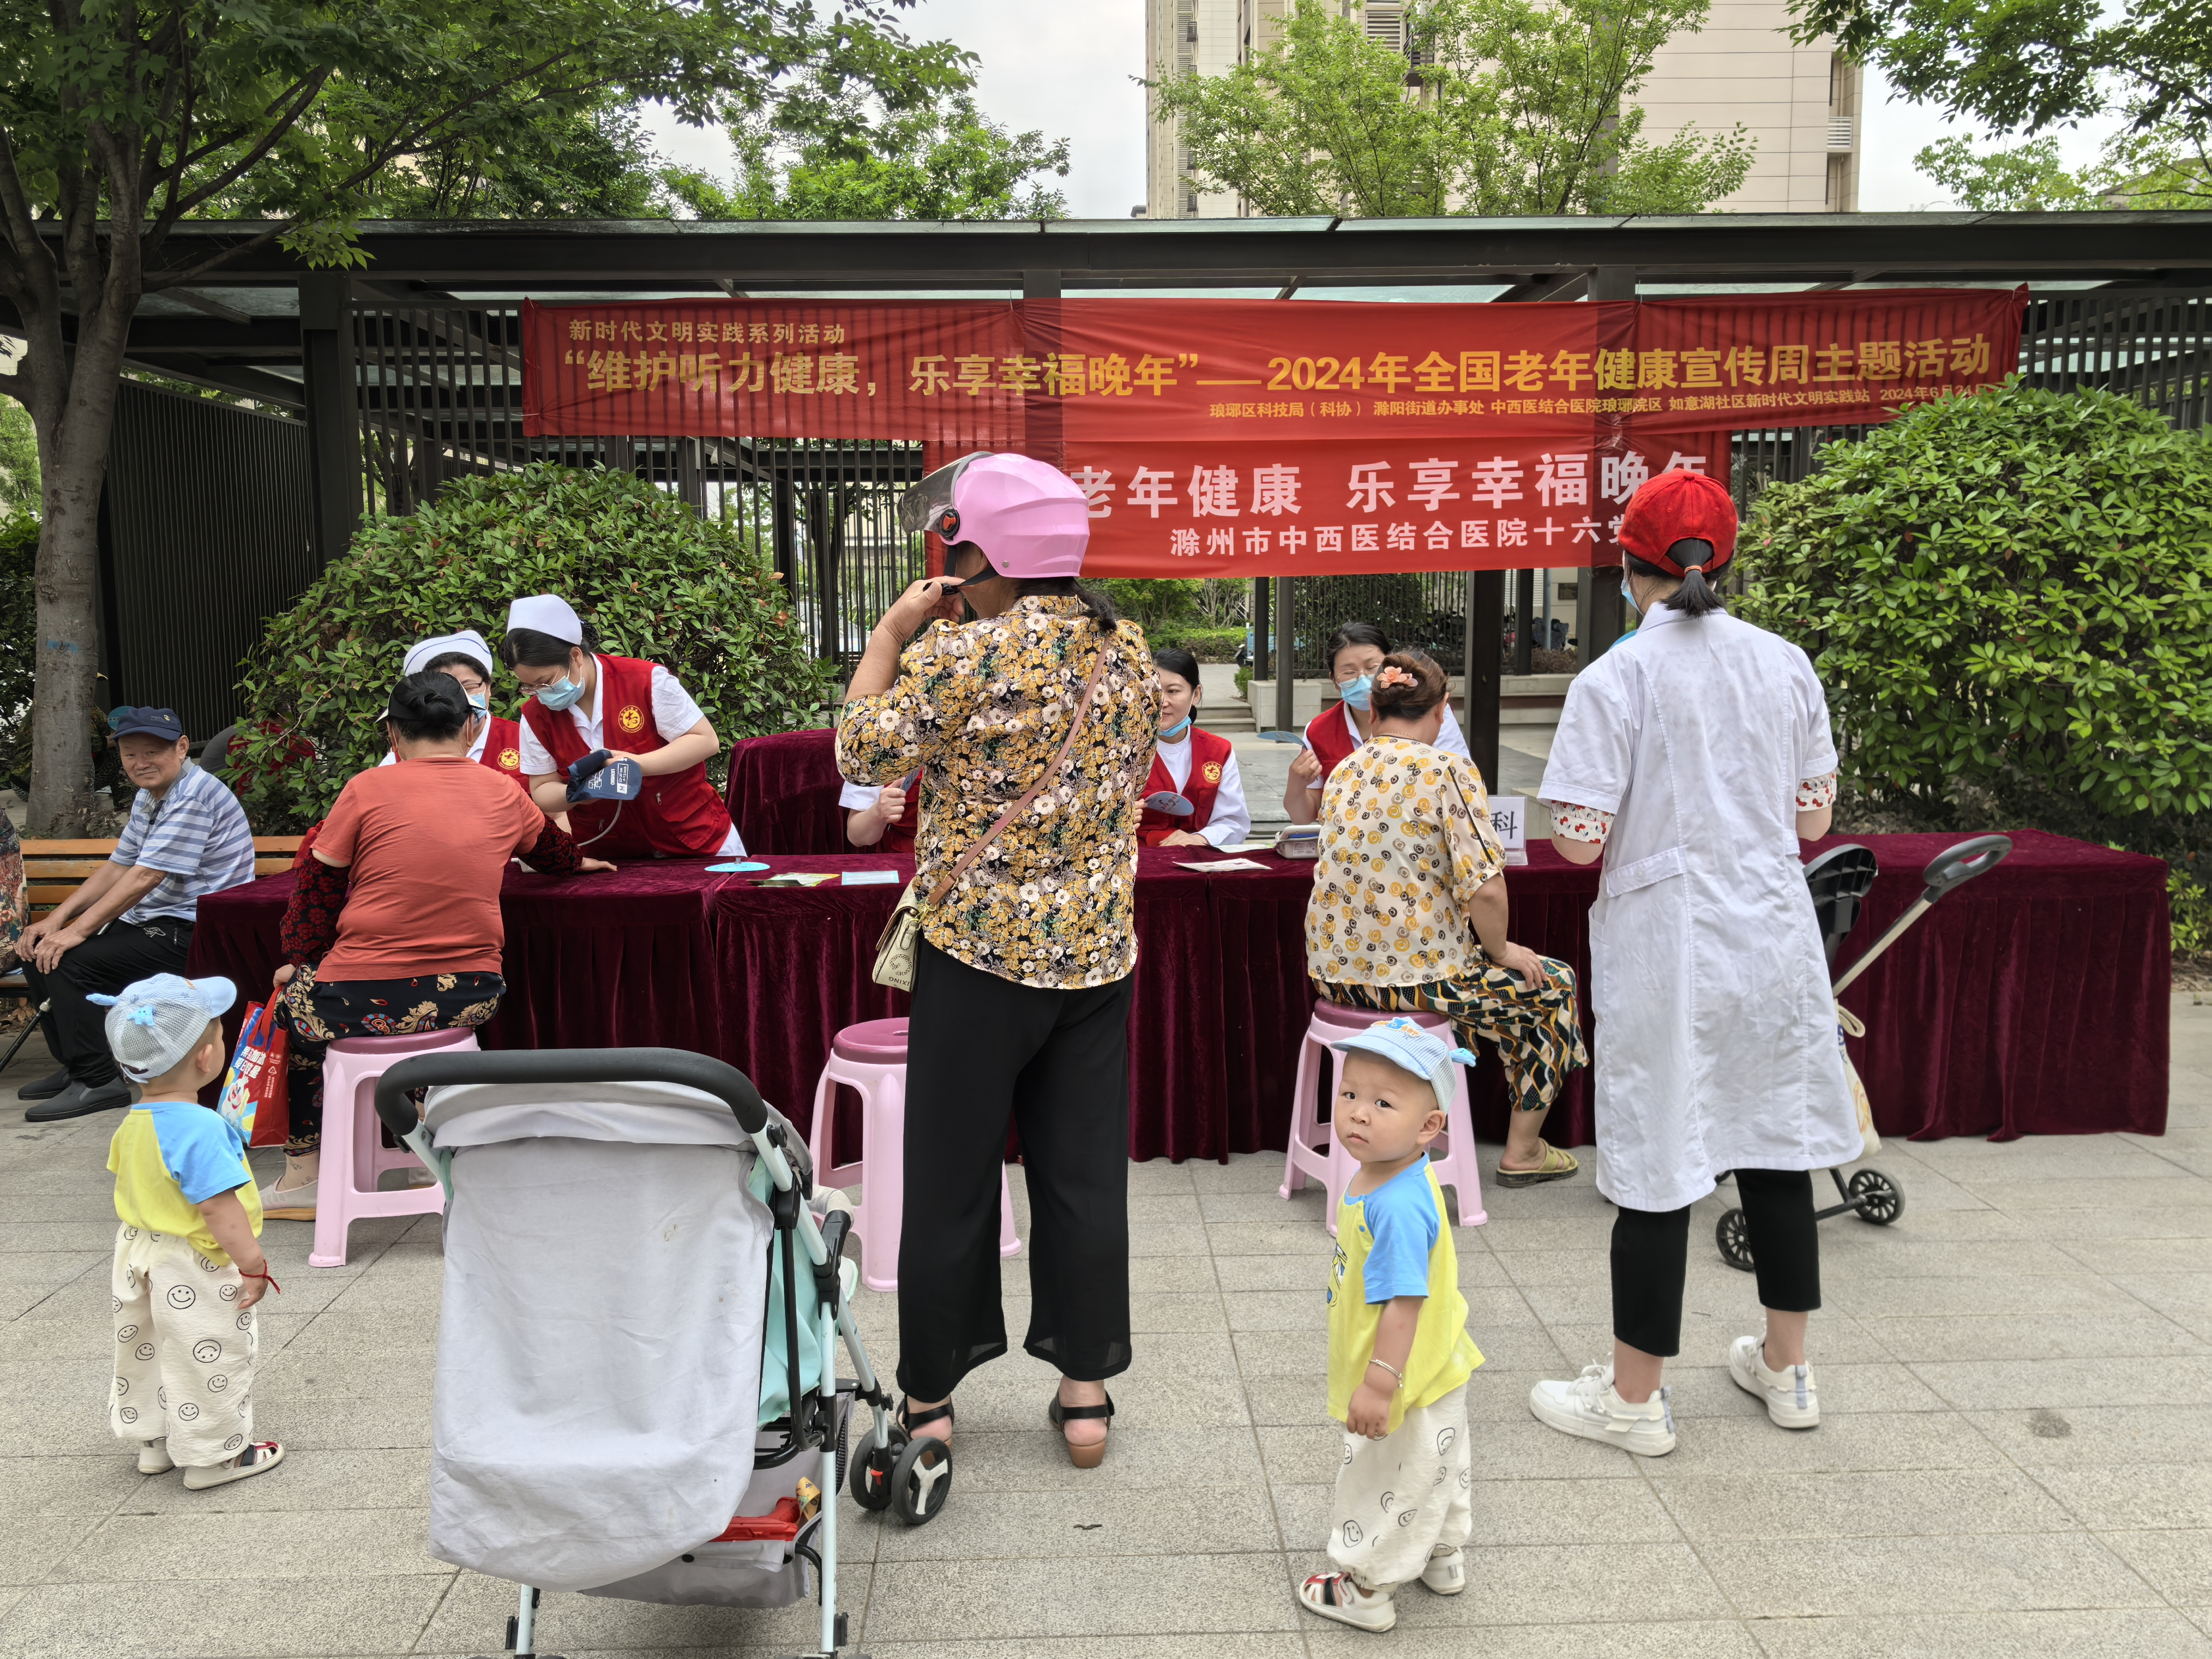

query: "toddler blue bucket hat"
left=1330, top=1016, right=1475, bottom=1116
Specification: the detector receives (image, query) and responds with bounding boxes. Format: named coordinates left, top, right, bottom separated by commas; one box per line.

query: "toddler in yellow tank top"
left=1298, top=1017, right=1484, bottom=1634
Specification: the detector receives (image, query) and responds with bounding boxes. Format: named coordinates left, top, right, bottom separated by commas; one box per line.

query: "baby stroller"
left=1715, top=835, right=2011, bottom=1270
left=373, top=1047, right=948, bottom=1659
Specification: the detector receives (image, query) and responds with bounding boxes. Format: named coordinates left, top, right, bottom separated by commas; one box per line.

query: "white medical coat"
left=1537, top=602, right=1861, bottom=1213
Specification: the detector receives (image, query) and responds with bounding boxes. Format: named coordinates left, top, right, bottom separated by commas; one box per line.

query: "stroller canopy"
left=422, top=1078, right=774, bottom=1591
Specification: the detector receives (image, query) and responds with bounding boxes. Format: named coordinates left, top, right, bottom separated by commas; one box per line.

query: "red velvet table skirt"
left=189, top=830, right=2170, bottom=1161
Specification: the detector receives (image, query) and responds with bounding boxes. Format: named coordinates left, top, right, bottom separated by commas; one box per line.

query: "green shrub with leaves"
left=1736, top=383, right=2212, bottom=822
left=232, top=464, right=835, bottom=831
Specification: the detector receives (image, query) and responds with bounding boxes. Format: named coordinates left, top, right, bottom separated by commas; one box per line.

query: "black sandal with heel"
left=1047, top=1389, right=1114, bottom=1469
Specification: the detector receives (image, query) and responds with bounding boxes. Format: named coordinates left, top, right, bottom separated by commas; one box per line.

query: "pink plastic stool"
left=1279, top=1001, right=1486, bottom=1235
left=808, top=1017, right=1020, bottom=1293
left=309, top=1028, right=480, bottom=1268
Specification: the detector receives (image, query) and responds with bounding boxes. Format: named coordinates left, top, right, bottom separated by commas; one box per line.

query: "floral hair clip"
left=1375, top=665, right=1417, bottom=690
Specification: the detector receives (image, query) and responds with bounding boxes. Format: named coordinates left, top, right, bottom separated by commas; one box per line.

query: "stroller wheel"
left=852, top=1434, right=901, bottom=1512
left=1847, top=1168, right=1905, bottom=1225
left=1715, top=1206, right=1755, bottom=1272
left=889, top=1433, right=952, bottom=1527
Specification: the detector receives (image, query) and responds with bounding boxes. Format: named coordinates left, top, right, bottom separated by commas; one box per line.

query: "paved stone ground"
left=3, top=999, right=2210, bottom=1659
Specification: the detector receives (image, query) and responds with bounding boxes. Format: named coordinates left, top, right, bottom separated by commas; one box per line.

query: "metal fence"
left=103, top=379, right=315, bottom=736
left=2019, top=286, right=2210, bottom=427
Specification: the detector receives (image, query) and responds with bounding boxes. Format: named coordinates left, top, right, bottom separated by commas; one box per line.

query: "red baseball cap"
left=1617, top=468, right=1738, bottom=576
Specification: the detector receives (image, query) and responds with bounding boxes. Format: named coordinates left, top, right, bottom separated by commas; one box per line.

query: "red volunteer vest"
left=520, top=655, right=734, bottom=858
left=1303, top=704, right=1363, bottom=786
left=1138, top=727, right=1233, bottom=845
left=480, top=716, right=526, bottom=784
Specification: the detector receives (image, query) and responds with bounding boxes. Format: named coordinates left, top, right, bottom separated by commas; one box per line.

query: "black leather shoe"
left=15, top=1067, right=69, bottom=1102
left=24, top=1080, right=133, bottom=1122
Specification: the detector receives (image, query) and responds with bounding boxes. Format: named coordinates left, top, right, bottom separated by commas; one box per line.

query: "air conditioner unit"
left=1827, top=118, right=1854, bottom=151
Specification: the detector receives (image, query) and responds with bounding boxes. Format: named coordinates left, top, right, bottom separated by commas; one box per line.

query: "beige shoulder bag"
left=871, top=639, right=1115, bottom=992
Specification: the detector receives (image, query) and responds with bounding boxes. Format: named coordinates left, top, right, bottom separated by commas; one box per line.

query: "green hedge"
left=231, top=464, right=835, bottom=831
left=1737, top=382, right=2212, bottom=960
left=1150, top=626, right=1245, bottom=663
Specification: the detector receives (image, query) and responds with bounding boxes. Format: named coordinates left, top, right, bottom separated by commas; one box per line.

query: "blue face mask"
left=1339, top=674, right=1374, bottom=711
left=535, top=676, right=583, bottom=712
left=1620, top=577, right=1640, bottom=613
left=1161, top=713, right=1192, bottom=740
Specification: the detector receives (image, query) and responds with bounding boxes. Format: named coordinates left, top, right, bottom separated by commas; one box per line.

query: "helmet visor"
left=897, top=450, right=995, bottom=537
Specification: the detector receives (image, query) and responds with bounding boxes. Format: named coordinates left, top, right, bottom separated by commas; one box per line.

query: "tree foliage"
left=1916, top=131, right=2211, bottom=210
left=0, top=397, right=34, bottom=511
left=365, top=105, right=671, bottom=220
left=1795, top=0, right=2212, bottom=203
left=1152, top=0, right=1752, bottom=217
left=0, top=0, right=967, bottom=833
left=1735, top=383, right=2212, bottom=827
left=231, top=464, right=835, bottom=832
left=663, top=87, right=1069, bottom=220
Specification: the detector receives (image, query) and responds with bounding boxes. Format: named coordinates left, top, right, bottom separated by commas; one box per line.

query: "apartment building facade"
left=1142, top=0, right=1862, bottom=218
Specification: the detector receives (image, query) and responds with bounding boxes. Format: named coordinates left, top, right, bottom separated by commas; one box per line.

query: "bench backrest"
left=23, top=836, right=302, bottom=920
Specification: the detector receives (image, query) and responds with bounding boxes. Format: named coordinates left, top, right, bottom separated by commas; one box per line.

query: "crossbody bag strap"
left=924, top=633, right=1115, bottom=908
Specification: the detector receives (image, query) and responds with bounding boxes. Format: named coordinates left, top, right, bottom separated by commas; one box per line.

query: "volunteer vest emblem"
left=497, top=747, right=521, bottom=771
left=617, top=704, right=646, bottom=734
left=1202, top=761, right=1223, bottom=784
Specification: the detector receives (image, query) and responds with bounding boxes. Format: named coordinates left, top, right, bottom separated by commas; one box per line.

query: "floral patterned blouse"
left=1306, top=736, right=1507, bottom=988
left=837, top=596, right=1161, bottom=990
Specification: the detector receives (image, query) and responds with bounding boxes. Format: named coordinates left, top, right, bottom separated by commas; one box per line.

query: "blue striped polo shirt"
left=110, top=761, right=257, bottom=923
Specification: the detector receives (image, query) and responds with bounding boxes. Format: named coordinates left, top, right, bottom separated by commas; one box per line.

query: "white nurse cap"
left=403, top=629, right=494, bottom=677
left=507, top=594, right=584, bottom=644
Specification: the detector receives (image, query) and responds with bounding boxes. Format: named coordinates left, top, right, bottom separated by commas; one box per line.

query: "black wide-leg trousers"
left=896, top=940, right=1134, bottom=1401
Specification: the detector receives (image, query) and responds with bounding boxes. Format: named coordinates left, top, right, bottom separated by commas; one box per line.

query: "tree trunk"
left=28, top=307, right=132, bottom=837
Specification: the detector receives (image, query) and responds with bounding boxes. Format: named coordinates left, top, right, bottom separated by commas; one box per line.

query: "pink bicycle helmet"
left=899, top=451, right=1090, bottom=579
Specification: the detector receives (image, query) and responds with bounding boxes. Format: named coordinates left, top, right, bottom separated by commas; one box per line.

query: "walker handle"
left=373, top=1046, right=771, bottom=1139
left=1918, top=834, right=2012, bottom=904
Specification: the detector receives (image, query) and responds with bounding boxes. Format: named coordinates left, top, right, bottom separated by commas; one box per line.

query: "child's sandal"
left=181, top=1440, right=284, bottom=1490
left=1046, top=1389, right=1114, bottom=1469
left=1298, top=1571, right=1397, bottom=1632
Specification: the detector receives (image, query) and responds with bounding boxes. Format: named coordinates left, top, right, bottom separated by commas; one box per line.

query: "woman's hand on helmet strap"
left=880, top=575, right=966, bottom=643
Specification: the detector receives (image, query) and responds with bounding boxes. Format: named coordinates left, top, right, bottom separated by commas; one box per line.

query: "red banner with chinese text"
left=1066, top=433, right=1733, bottom=577
left=521, top=289, right=2024, bottom=443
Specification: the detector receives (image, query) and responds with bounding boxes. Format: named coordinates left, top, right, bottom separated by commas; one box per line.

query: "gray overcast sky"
left=643, top=0, right=2124, bottom=217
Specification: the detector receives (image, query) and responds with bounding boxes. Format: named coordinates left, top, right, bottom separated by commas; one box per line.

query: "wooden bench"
left=4, top=835, right=303, bottom=995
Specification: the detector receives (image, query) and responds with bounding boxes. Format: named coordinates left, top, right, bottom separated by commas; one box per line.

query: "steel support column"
left=298, top=271, right=358, bottom=567
left=1466, top=570, right=1503, bottom=787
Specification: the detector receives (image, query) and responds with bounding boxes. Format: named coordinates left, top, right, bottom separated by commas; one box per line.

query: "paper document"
left=1179, top=857, right=1271, bottom=872
left=841, top=868, right=902, bottom=886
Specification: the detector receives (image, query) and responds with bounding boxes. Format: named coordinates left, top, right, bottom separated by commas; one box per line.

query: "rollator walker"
left=374, top=1047, right=950, bottom=1659
left=1716, top=835, right=2012, bottom=1269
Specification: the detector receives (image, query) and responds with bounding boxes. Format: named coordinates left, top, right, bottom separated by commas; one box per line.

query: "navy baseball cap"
left=110, top=706, right=187, bottom=741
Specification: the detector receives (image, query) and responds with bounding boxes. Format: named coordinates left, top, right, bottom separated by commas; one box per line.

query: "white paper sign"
left=1489, top=795, right=1529, bottom=866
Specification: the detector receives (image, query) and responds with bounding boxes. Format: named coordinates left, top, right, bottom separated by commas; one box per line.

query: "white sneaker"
left=137, top=1439, right=174, bottom=1474
left=1298, top=1571, right=1395, bottom=1632
left=1529, top=1364, right=1676, bottom=1456
left=1729, top=1335, right=1820, bottom=1429
left=1420, top=1545, right=1465, bottom=1596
